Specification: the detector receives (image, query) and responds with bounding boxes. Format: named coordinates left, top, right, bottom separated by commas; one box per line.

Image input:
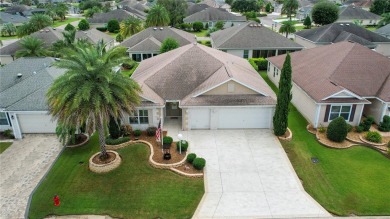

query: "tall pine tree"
left=273, top=53, right=292, bottom=136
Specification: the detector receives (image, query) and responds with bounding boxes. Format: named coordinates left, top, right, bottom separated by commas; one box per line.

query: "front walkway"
left=188, top=129, right=331, bottom=218
left=0, top=134, right=62, bottom=218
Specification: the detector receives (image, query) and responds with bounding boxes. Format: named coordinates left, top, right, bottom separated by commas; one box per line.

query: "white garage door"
left=18, top=114, right=57, bottom=133
left=190, top=109, right=210, bottom=129
left=218, top=107, right=272, bottom=129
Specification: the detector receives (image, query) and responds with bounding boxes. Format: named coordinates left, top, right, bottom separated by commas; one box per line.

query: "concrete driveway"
left=189, top=129, right=331, bottom=218
left=0, top=134, right=62, bottom=218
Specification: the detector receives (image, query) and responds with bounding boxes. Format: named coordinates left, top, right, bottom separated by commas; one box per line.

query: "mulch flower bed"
left=173, top=162, right=203, bottom=174
left=0, top=132, right=14, bottom=140
left=306, top=124, right=317, bottom=135
left=92, top=151, right=117, bottom=164
left=317, top=131, right=354, bottom=148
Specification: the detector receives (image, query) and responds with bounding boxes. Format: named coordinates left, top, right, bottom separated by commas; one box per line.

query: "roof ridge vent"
left=160, top=27, right=163, bottom=30
left=17, top=73, right=22, bottom=78
left=340, top=23, right=344, bottom=26
left=153, top=27, right=157, bottom=30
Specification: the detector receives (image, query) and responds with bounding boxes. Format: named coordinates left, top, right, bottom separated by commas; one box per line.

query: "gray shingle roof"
left=0, top=27, right=113, bottom=56
left=338, top=6, right=381, bottom=20
left=186, top=3, right=210, bottom=16
left=0, top=57, right=65, bottom=111
left=211, top=22, right=303, bottom=49
left=333, top=31, right=376, bottom=48
left=120, top=27, right=196, bottom=52
left=128, top=36, right=161, bottom=52
left=183, top=7, right=246, bottom=23
left=267, top=41, right=390, bottom=102
left=87, top=9, right=143, bottom=23
left=131, top=43, right=276, bottom=106
left=0, top=12, right=28, bottom=24
left=122, top=6, right=147, bottom=20
left=295, top=22, right=390, bottom=45
left=375, top=24, right=390, bottom=38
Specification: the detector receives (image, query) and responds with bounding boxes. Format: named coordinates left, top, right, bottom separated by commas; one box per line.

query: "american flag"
left=156, top=120, right=161, bottom=142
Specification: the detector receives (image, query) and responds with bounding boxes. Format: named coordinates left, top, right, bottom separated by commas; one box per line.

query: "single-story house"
left=122, top=5, right=147, bottom=20
left=4, top=4, right=30, bottom=14
left=296, top=6, right=312, bottom=21
left=337, top=5, right=381, bottom=25
left=0, top=57, right=65, bottom=138
left=294, top=22, right=390, bottom=57
left=267, top=41, right=390, bottom=128
left=210, top=22, right=304, bottom=59
left=120, top=26, right=196, bottom=62
left=87, top=9, right=145, bottom=26
left=0, top=12, right=29, bottom=27
left=183, top=7, right=246, bottom=29
left=344, top=0, right=373, bottom=8
left=375, top=24, right=390, bottom=39
left=0, top=28, right=114, bottom=65
left=186, top=3, right=210, bottom=16
left=129, top=43, right=277, bottom=130
left=118, top=0, right=149, bottom=11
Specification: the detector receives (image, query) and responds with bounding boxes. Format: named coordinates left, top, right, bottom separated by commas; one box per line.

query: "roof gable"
left=87, top=9, right=141, bottom=23
left=183, top=7, right=246, bottom=22
left=128, top=36, right=161, bottom=52
left=338, top=6, right=381, bottom=20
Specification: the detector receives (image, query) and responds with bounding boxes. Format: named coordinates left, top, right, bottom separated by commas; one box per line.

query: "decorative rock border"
left=359, top=135, right=387, bottom=147
left=277, top=127, right=292, bottom=141
left=170, top=167, right=203, bottom=178
left=306, top=124, right=317, bottom=135
left=66, top=134, right=89, bottom=148
left=89, top=150, right=122, bottom=173
left=105, top=139, right=133, bottom=150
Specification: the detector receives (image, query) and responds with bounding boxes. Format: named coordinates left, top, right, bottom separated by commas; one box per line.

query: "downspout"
left=314, top=104, right=321, bottom=128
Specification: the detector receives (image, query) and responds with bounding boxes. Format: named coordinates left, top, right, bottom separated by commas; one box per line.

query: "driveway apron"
left=190, top=129, right=331, bottom=218
left=0, top=134, right=62, bottom=219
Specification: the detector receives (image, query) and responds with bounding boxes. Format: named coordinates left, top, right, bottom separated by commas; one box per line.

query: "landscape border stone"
left=277, top=127, right=292, bottom=141
left=66, top=134, right=89, bottom=148
left=89, top=150, right=122, bottom=173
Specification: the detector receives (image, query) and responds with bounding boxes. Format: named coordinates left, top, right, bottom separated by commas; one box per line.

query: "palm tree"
left=29, top=14, right=53, bottom=30
left=15, top=36, right=47, bottom=58
left=47, top=42, right=142, bottom=160
left=1, top=23, right=17, bottom=36
left=279, top=20, right=296, bottom=38
left=120, top=17, right=144, bottom=38
left=282, top=0, right=299, bottom=21
left=146, top=5, right=170, bottom=27
left=378, top=12, right=390, bottom=27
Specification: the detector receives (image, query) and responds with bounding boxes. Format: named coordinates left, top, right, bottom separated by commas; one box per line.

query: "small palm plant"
left=15, top=36, right=48, bottom=58
left=279, top=20, right=296, bottom=38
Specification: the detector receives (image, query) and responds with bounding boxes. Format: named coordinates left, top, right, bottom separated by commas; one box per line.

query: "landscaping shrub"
left=192, top=21, right=203, bottom=32
left=318, top=126, right=326, bottom=133
left=78, top=19, right=90, bottom=30
left=179, top=23, right=191, bottom=30
left=96, top=26, right=107, bottom=32
left=248, top=59, right=258, bottom=71
left=176, top=140, right=189, bottom=152
left=146, top=126, right=157, bottom=136
left=122, top=61, right=135, bottom=69
left=3, top=129, right=13, bottom=138
left=187, top=153, right=196, bottom=163
left=365, top=131, right=382, bottom=143
left=120, top=124, right=132, bottom=136
left=206, top=27, right=218, bottom=36
left=347, top=124, right=353, bottom=132
left=116, top=34, right=123, bottom=43
left=133, top=129, right=141, bottom=137
left=361, top=116, right=375, bottom=131
left=163, top=136, right=173, bottom=144
left=326, top=116, right=348, bottom=142
left=248, top=58, right=267, bottom=71
left=355, top=125, right=364, bottom=133
left=258, top=13, right=267, bottom=17
left=108, top=117, right=122, bottom=139
left=64, top=23, right=75, bottom=31
left=215, top=21, right=224, bottom=29
left=105, top=136, right=131, bottom=145
left=378, top=115, right=390, bottom=132
left=107, top=19, right=120, bottom=33
left=192, top=157, right=206, bottom=170
left=248, top=17, right=260, bottom=23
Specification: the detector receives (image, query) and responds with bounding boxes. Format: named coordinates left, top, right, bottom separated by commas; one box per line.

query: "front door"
left=166, top=102, right=182, bottom=117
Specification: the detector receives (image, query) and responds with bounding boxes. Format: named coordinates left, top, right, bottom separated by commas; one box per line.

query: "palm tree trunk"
left=286, top=32, right=288, bottom=38
left=97, top=114, right=108, bottom=160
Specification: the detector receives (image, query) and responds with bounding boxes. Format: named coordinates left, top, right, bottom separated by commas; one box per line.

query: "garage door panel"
left=190, top=109, right=210, bottom=129
left=218, top=108, right=271, bottom=129
left=18, top=114, right=57, bottom=133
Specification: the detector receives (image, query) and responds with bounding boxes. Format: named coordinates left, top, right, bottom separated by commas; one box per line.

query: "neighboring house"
left=122, top=6, right=147, bottom=20
left=344, top=0, right=373, bottom=9
left=186, top=3, right=210, bottom=16
left=38, top=0, right=66, bottom=3
left=0, top=57, right=65, bottom=138
left=337, top=5, right=381, bottom=25
left=0, top=12, right=29, bottom=27
left=295, top=22, right=390, bottom=57
left=118, top=0, right=149, bottom=10
left=87, top=9, right=145, bottom=26
left=120, top=26, right=196, bottom=62
left=211, top=22, right=304, bottom=59
left=101, top=1, right=117, bottom=11
left=267, top=41, right=390, bottom=128
left=0, top=28, right=114, bottom=65
left=183, top=7, right=246, bottom=29
left=22, top=8, right=47, bottom=17
left=4, top=4, right=30, bottom=14
left=129, top=43, right=276, bottom=130
left=274, top=3, right=283, bottom=14
left=296, top=5, right=312, bottom=21
left=375, top=24, right=390, bottom=39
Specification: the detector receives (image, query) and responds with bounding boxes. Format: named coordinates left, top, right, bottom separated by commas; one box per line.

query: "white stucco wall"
left=363, top=98, right=388, bottom=124
left=0, top=55, right=14, bottom=65
left=226, top=50, right=244, bottom=58
left=318, top=104, right=364, bottom=127
left=374, top=43, right=390, bottom=57
left=204, top=81, right=257, bottom=95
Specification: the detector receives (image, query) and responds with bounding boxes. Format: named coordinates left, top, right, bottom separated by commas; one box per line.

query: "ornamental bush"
left=107, top=19, right=120, bottom=33
left=105, top=136, right=131, bottom=145
left=96, top=26, right=107, bottom=31
left=378, top=115, right=390, bottom=132
left=187, top=153, right=196, bottom=163
left=108, top=117, right=122, bottom=139
left=192, top=21, right=203, bottom=32
left=120, top=124, right=132, bottom=136
left=361, top=116, right=375, bottom=131
left=193, top=157, right=206, bottom=170
left=146, top=126, right=157, bottom=136
left=365, top=131, right=382, bottom=143
left=347, top=124, right=353, bottom=132
left=78, top=19, right=90, bottom=30
left=133, top=129, right=142, bottom=137
left=176, top=140, right=189, bottom=152
left=326, top=116, right=348, bottom=142
left=163, top=136, right=173, bottom=144
left=355, top=125, right=364, bottom=133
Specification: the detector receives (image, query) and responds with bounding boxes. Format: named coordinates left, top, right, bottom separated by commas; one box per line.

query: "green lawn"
left=365, top=26, right=377, bottom=31
left=51, top=18, right=82, bottom=28
left=121, top=63, right=139, bottom=77
left=186, top=29, right=208, bottom=37
left=259, top=71, right=390, bottom=216
left=0, top=35, right=19, bottom=40
left=0, top=142, right=13, bottom=154
left=28, top=135, right=204, bottom=219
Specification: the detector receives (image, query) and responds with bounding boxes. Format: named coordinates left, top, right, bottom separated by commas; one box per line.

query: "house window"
left=142, top=53, right=152, bottom=60
left=243, top=50, right=249, bottom=59
left=329, top=105, right=352, bottom=121
left=132, top=54, right=142, bottom=62
left=273, top=66, right=276, bottom=77
left=0, top=112, right=9, bottom=125
left=129, top=110, right=149, bottom=124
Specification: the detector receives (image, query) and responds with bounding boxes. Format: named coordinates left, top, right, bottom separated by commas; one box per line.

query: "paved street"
left=0, top=135, right=62, bottom=219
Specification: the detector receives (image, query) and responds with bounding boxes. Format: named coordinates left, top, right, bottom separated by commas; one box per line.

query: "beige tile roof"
left=131, top=43, right=276, bottom=107
left=267, top=41, right=390, bottom=102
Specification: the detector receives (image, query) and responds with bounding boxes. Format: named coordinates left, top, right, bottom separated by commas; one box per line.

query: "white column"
left=9, top=112, right=22, bottom=139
